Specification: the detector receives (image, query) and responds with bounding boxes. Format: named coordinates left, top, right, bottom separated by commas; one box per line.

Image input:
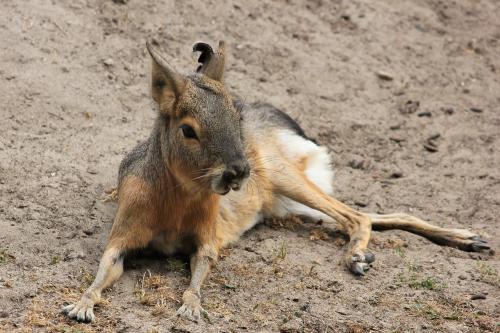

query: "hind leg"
left=272, top=165, right=375, bottom=275
left=369, top=213, right=489, bottom=251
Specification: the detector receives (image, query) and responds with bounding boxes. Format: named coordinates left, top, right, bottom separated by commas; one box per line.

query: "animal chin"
left=211, top=176, right=245, bottom=195
left=213, top=184, right=230, bottom=195
left=211, top=177, right=230, bottom=195
left=218, top=188, right=231, bottom=195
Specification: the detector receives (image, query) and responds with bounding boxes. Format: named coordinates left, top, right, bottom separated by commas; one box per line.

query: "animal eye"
left=179, top=124, right=198, bottom=140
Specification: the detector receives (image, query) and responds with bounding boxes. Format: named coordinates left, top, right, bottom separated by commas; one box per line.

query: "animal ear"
left=193, top=40, right=226, bottom=82
left=146, top=41, right=186, bottom=113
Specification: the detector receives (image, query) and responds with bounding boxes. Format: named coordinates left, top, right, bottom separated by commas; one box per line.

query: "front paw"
left=176, top=289, right=206, bottom=322
left=62, top=297, right=95, bottom=323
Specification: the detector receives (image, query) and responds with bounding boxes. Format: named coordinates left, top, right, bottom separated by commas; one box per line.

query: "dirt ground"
left=1, top=0, right=499, bottom=332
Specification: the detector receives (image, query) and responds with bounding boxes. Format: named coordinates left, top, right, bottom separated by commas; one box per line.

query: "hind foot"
left=345, top=250, right=375, bottom=276
left=437, top=229, right=489, bottom=252
left=452, top=233, right=489, bottom=252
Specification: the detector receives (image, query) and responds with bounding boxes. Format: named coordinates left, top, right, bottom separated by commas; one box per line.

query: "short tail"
left=366, top=213, right=489, bottom=252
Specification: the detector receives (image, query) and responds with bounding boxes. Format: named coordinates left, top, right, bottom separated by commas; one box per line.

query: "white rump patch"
left=271, top=130, right=335, bottom=222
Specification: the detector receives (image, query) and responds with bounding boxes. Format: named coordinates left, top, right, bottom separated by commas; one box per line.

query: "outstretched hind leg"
left=272, top=165, right=375, bottom=275
left=369, top=213, right=489, bottom=252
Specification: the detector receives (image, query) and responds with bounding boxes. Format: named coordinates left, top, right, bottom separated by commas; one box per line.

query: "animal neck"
left=161, top=165, right=221, bottom=232
left=166, top=165, right=214, bottom=199
left=150, top=115, right=220, bottom=217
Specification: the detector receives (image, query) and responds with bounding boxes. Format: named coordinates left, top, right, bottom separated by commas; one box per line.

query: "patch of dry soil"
left=1, top=0, right=499, bottom=332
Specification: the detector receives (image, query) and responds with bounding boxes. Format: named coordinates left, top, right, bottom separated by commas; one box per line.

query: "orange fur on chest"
left=113, top=173, right=219, bottom=250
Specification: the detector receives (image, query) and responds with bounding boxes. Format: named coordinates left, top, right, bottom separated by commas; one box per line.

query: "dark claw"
left=364, top=252, right=376, bottom=264
left=351, top=262, right=369, bottom=276
left=470, top=241, right=490, bottom=252
left=351, top=253, right=363, bottom=262
left=352, top=265, right=365, bottom=276
left=469, top=236, right=487, bottom=243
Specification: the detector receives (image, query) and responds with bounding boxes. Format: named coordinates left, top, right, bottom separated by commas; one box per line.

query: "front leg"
left=62, top=246, right=124, bottom=322
left=63, top=175, right=155, bottom=322
left=176, top=245, right=218, bottom=322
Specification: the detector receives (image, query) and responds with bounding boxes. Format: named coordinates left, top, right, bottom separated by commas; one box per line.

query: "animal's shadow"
left=123, top=215, right=349, bottom=274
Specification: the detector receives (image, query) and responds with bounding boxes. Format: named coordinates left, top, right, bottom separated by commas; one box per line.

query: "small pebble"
left=442, top=107, right=454, bottom=115
left=390, top=136, right=405, bottom=143
left=390, top=171, right=403, bottom=179
left=83, top=226, right=96, bottom=235
left=348, top=159, right=370, bottom=170
left=103, top=58, right=114, bottom=67
left=399, top=100, right=420, bottom=114
left=471, top=293, right=486, bottom=300
left=423, top=142, right=438, bottom=152
left=280, top=317, right=303, bottom=333
left=389, top=124, right=402, bottom=130
left=336, top=308, right=348, bottom=315
left=87, top=168, right=98, bottom=175
left=393, top=89, right=405, bottom=96
left=428, top=133, right=441, bottom=141
left=417, top=111, right=432, bottom=117
left=376, top=71, right=394, bottom=81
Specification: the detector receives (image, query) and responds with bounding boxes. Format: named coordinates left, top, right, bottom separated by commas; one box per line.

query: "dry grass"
left=372, top=237, right=408, bottom=250
left=0, top=248, right=15, bottom=264
left=380, top=294, right=497, bottom=331
left=25, top=300, right=51, bottom=329
left=79, top=268, right=94, bottom=290
left=101, top=187, right=118, bottom=203
left=309, top=228, right=330, bottom=241
left=264, top=215, right=303, bottom=231
left=165, top=258, right=188, bottom=273
left=475, top=262, right=499, bottom=287
left=411, top=297, right=496, bottom=330
left=21, top=285, right=117, bottom=333
left=133, top=270, right=181, bottom=316
left=274, top=241, right=288, bottom=260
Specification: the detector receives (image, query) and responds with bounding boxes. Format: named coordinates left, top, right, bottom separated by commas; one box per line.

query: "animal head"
left=146, top=40, right=250, bottom=195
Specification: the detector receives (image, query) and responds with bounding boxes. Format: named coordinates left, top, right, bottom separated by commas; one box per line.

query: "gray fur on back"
left=238, top=100, right=315, bottom=142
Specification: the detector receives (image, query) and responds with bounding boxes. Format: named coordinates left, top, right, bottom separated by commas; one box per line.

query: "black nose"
left=222, top=161, right=250, bottom=185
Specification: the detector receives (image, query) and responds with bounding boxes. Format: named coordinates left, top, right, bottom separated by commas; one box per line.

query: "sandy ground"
left=1, top=0, right=499, bottom=332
